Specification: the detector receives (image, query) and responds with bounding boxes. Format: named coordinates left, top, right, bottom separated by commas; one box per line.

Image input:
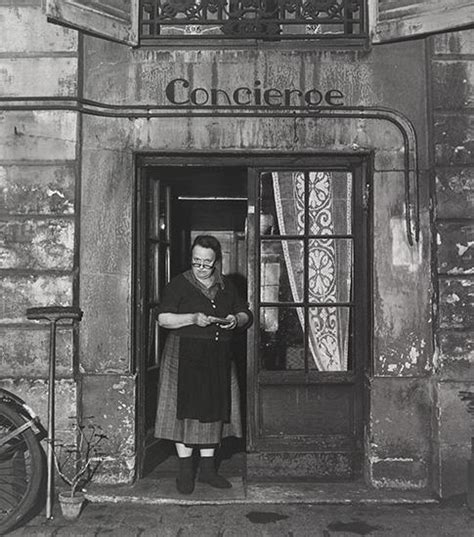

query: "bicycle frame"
left=0, top=389, right=46, bottom=534
left=0, top=388, right=46, bottom=446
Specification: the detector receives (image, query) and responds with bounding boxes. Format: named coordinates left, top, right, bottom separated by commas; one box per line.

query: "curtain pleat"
left=272, top=171, right=351, bottom=371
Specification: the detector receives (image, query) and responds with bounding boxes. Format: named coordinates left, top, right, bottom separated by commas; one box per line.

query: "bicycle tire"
left=0, top=402, right=44, bottom=535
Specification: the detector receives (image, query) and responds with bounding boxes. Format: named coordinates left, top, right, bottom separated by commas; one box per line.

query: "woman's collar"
left=184, top=269, right=225, bottom=290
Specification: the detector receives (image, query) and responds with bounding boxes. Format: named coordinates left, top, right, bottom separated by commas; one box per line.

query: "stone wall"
left=79, top=35, right=433, bottom=487
left=0, top=0, right=79, bottom=437
left=430, top=28, right=474, bottom=497
left=1, top=2, right=471, bottom=494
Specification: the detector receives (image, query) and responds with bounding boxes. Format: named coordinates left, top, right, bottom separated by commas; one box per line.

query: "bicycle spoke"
left=0, top=403, right=44, bottom=533
left=0, top=489, right=23, bottom=512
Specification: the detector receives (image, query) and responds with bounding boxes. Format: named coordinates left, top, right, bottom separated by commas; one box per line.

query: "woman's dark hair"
left=191, top=235, right=222, bottom=262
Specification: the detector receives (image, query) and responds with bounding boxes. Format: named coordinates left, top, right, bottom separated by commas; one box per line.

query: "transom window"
left=139, top=0, right=367, bottom=41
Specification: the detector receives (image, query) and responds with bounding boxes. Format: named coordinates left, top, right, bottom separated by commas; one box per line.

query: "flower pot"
left=58, top=491, right=85, bottom=521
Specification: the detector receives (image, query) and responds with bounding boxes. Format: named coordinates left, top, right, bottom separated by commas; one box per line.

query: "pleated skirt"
left=154, top=333, right=243, bottom=445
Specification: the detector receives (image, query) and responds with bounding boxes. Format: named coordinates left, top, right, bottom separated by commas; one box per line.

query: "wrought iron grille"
left=139, top=0, right=366, bottom=41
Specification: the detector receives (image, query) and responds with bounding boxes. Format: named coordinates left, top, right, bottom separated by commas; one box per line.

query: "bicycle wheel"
left=0, top=402, right=44, bottom=534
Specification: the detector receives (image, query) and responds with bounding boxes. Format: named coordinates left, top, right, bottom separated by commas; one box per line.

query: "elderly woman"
left=154, top=235, right=252, bottom=494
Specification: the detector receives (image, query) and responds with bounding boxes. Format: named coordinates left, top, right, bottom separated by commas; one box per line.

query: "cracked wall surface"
left=0, top=0, right=82, bottom=474
left=80, top=35, right=433, bottom=489
left=0, top=0, right=78, bottom=403
left=0, top=1, right=472, bottom=495
left=431, top=29, right=474, bottom=498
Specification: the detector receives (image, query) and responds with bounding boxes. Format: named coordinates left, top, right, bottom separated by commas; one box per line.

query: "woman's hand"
left=220, top=314, right=237, bottom=330
left=193, top=312, right=212, bottom=327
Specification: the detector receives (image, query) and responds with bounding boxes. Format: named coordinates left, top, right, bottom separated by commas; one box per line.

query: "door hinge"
left=363, top=183, right=370, bottom=211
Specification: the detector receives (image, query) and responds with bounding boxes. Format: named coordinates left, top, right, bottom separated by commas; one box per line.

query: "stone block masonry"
left=0, top=1, right=79, bottom=427
left=431, top=28, right=474, bottom=498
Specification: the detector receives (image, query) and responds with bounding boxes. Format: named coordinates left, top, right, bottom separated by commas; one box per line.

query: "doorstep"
left=85, top=477, right=438, bottom=506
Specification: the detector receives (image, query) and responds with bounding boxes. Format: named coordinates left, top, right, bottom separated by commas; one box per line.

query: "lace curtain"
left=271, top=171, right=352, bottom=371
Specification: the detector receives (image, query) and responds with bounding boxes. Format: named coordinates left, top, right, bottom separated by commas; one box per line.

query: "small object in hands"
left=208, top=316, right=232, bottom=325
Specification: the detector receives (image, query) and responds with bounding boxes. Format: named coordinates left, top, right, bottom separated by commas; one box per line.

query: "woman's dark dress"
left=154, top=271, right=249, bottom=445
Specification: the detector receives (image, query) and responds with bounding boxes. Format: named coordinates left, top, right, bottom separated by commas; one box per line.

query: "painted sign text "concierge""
left=165, top=78, right=344, bottom=108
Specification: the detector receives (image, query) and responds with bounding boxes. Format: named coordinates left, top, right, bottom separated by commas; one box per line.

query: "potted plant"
left=54, top=416, right=107, bottom=520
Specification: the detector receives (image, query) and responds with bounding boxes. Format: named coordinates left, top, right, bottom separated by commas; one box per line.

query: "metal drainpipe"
left=0, top=96, right=420, bottom=245
left=460, top=391, right=474, bottom=510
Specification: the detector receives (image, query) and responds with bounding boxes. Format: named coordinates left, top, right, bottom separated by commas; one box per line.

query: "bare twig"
left=54, top=417, right=107, bottom=497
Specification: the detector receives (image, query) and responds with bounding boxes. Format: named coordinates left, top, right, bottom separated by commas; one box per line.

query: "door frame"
left=247, top=159, right=371, bottom=480
left=133, top=151, right=373, bottom=479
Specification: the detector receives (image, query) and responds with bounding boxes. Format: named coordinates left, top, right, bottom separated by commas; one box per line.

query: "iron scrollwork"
left=140, top=0, right=364, bottom=39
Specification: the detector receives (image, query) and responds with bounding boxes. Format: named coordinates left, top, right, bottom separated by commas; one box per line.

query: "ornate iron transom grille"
left=139, top=0, right=365, bottom=40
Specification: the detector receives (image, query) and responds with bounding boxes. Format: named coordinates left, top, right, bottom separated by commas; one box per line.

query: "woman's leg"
left=198, top=446, right=232, bottom=489
left=175, top=443, right=195, bottom=494
left=176, top=442, right=193, bottom=458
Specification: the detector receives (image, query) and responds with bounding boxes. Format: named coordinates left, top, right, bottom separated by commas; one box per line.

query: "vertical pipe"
left=165, top=185, right=171, bottom=283
left=468, top=437, right=474, bottom=511
left=303, top=171, right=310, bottom=373
left=46, top=320, right=57, bottom=519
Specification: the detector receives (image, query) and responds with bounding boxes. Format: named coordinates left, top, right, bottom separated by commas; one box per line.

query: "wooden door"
left=136, top=171, right=172, bottom=477
left=246, top=161, right=370, bottom=480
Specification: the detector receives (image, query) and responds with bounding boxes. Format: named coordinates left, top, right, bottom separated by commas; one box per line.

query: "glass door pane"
left=258, top=169, right=354, bottom=372
left=260, top=239, right=304, bottom=303
left=260, top=307, right=305, bottom=370
left=147, top=180, right=171, bottom=367
left=308, top=307, right=352, bottom=371
left=308, top=238, right=353, bottom=304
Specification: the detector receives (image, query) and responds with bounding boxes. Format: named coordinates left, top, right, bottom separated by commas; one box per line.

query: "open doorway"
left=134, top=165, right=249, bottom=479
left=135, top=154, right=370, bottom=484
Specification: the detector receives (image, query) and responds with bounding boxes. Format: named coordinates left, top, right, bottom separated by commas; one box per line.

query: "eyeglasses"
left=191, top=261, right=215, bottom=270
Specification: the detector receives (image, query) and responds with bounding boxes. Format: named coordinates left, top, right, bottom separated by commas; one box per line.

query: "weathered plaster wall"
left=78, top=145, right=136, bottom=481
left=430, top=29, right=474, bottom=497
left=0, top=0, right=79, bottom=440
left=80, top=37, right=433, bottom=487
left=4, top=4, right=465, bottom=492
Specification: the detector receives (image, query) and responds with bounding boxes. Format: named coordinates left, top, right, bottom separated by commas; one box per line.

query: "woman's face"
left=191, top=245, right=217, bottom=281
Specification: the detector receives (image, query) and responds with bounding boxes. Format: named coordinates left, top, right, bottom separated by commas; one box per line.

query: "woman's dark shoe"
left=176, top=456, right=195, bottom=494
left=198, top=456, right=232, bottom=489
